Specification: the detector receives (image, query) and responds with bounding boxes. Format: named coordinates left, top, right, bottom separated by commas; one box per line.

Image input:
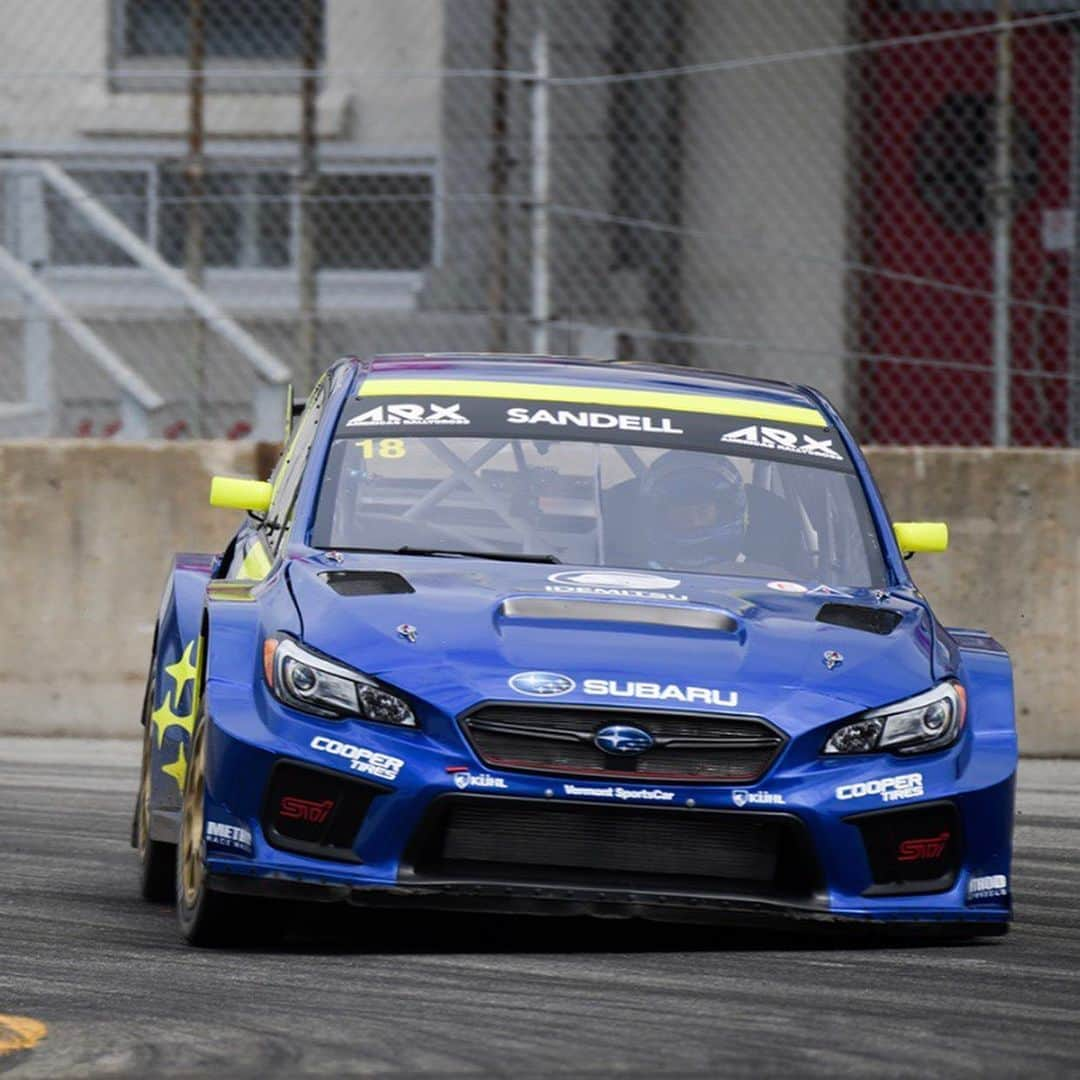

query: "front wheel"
left=176, top=714, right=252, bottom=946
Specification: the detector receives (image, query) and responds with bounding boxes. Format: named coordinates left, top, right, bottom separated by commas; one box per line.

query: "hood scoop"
left=500, top=596, right=737, bottom=633
left=320, top=570, right=414, bottom=597
left=816, top=602, right=901, bottom=636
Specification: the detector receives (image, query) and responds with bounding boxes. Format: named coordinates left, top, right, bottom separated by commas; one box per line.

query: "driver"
left=637, top=451, right=748, bottom=570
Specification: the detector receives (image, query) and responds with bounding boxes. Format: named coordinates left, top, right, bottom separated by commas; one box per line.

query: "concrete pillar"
left=679, top=0, right=850, bottom=407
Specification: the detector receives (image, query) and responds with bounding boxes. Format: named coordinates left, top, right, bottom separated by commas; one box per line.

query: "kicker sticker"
left=347, top=402, right=470, bottom=427
left=835, top=772, right=924, bottom=804
left=309, top=735, right=404, bottom=782
left=732, top=789, right=786, bottom=807
left=721, top=424, right=843, bottom=460
left=206, top=821, right=253, bottom=856
left=452, top=772, right=508, bottom=791
left=562, top=783, right=676, bottom=802
left=506, top=407, right=684, bottom=434
left=545, top=570, right=688, bottom=601
left=967, top=874, right=1008, bottom=902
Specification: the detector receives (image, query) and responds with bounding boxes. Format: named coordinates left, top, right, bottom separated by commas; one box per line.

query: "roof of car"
left=356, top=353, right=821, bottom=415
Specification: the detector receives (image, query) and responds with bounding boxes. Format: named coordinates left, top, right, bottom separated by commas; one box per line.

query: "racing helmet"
left=638, top=451, right=748, bottom=568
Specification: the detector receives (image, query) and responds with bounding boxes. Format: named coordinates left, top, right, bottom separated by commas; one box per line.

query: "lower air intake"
left=263, top=761, right=384, bottom=863
left=410, top=797, right=819, bottom=898
left=851, top=800, right=961, bottom=896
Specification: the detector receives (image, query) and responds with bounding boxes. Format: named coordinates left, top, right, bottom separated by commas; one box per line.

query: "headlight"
left=263, top=635, right=416, bottom=727
left=823, top=681, right=966, bottom=756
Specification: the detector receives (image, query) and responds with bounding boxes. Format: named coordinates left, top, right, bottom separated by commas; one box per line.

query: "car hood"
left=286, top=556, right=940, bottom=738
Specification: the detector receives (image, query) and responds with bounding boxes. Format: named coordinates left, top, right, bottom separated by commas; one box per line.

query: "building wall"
left=679, top=0, right=851, bottom=405
left=0, top=0, right=442, bottom=146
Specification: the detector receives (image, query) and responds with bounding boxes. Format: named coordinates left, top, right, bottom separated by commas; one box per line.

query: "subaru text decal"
left=583, top=679, right=738, bottom=708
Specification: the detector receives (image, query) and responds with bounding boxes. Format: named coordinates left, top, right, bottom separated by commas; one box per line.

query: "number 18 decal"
left=355, top=438, right=406, bottom=459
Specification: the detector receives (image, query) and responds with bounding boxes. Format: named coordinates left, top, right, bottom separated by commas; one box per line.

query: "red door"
left=857, top=3, right=1073, bottom=445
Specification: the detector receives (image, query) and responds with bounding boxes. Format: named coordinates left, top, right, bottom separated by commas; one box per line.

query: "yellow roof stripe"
left=359, top=378, right=824, bottom=426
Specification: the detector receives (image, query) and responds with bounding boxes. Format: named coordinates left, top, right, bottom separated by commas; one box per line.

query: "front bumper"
left=200, top=682, right=1016, bottom=933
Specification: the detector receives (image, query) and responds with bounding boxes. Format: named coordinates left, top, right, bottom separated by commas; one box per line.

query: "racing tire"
left=134, top=669, right=175, bottom=903
left=176, top=712, right=252, bottom=947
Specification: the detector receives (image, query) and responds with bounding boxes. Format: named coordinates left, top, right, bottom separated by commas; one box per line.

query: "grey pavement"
left=0, top=739, right=1078, bottom=1077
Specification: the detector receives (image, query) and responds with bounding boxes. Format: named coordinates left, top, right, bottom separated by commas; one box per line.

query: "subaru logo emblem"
left=508, top=671, right=575, bottom=697
left=594, top=724, right=654, bottom=755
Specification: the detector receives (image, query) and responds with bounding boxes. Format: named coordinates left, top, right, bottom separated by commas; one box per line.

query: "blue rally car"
left=133, top=354, right=1016, bottom=944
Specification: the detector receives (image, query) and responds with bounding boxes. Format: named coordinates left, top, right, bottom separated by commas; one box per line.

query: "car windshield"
left=312, top=434, right=886, bottom=587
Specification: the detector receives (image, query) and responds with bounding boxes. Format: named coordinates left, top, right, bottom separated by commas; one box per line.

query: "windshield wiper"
left=394, top=547, right=561, bottom=564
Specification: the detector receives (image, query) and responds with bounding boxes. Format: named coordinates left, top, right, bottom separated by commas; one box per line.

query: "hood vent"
left=320, top=571, right=414, bottom=597
left=501, top=596, right=737, bottom=633
left=816, top=603, right=901, bottom=636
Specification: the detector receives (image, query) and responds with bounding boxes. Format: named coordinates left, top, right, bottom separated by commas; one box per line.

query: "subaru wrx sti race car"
left=134, top=354, right=1016, bottom=944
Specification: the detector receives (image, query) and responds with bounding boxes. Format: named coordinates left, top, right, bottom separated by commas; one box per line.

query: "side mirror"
left=210, top=476, right=273, bottom=514
left=893, top=521, right=948, bottom=555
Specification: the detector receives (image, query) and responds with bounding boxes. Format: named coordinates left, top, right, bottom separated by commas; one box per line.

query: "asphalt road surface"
left=1, top=738, right=1078, bottom=1078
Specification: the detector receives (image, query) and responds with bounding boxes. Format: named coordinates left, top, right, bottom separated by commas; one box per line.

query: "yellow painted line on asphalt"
left=0, top=1014, right=47, bottom=1055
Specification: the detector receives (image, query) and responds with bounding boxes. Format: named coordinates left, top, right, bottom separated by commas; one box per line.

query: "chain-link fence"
left=0, top=0, right=1077, bottom=443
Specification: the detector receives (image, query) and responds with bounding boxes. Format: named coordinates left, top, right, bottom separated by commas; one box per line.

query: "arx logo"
left=721, top=424, right=842, bottom=460
left=897, top=830, right=950, bottom=862
left=347, top=402, right=469, bottom=427
left=279, top=796, right=335, bottom=824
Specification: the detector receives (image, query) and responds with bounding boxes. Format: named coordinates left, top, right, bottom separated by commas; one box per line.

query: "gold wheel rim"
left=180, top=726, right=206, bottom=909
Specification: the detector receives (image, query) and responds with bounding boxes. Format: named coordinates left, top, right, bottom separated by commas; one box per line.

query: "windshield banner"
left=337, top=392, right=854, bottom=470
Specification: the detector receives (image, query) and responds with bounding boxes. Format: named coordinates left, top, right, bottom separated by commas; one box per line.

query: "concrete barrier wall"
left=866, top=448, right=1079, bottom=757
left=0, top=442, right=1076, bottom=753
left=0, top=441, right=255, bottom=737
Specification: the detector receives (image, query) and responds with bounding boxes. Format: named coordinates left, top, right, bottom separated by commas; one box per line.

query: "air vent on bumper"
left=262, top=761, right=386, bottom=862
left=849, top=801, right=961, bottom=896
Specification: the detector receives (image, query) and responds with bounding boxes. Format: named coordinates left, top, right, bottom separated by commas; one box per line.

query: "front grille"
left=410, top=797, right=819, bottom=898
left=460, top=704, right=784, bottom=783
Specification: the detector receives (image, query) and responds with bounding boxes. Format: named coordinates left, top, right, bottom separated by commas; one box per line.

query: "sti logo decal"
left=279, top=796, right=335, bottom=824
left=897, top=831, right=950, bottom=862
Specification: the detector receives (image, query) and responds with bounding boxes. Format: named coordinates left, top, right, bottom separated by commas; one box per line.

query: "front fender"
left=146, top=554, right=216, bottom=820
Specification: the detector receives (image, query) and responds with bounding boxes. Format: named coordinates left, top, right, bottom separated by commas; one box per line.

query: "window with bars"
left=115, top=0, right=324, bottom=60
left=110, top=0, right=325, bottom=91
left=43, top=165, right=435, bottom=273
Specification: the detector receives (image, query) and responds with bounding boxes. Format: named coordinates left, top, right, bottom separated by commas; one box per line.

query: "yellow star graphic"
left=150, top=697, right=178, bottom=748
left=162, top=741, right=188, bottom=792
left=149, top=639, right=201, bottom=747
left=165, top=641, right=199, bottom=708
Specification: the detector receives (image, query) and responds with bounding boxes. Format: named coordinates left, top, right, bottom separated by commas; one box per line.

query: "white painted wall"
left=0, top=0, right=442, bottom=147
left=679, top=0, right=850, bottom=406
